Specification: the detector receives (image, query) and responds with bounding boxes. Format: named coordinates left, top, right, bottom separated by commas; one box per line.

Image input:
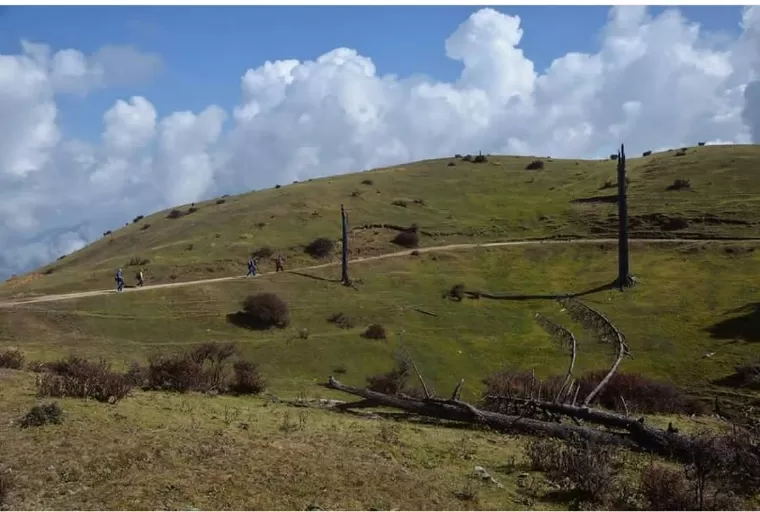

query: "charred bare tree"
left=616, top=144, right=635, bottom=290
left=341, top=204, right=350, bottom=286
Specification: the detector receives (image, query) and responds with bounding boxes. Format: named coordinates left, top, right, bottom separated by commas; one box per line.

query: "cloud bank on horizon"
left=0, top=6, right=759, bottom=280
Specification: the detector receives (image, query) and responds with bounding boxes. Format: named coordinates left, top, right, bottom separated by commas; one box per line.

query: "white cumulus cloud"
left=0, top=6, right=759, bottom=280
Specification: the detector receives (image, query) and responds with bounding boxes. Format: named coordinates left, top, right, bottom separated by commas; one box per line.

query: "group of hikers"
left=114, top=268, right=144, bottom=292
left=114, top=253, right=285, bottom=291
left=246, top=253, right=286, bottom=277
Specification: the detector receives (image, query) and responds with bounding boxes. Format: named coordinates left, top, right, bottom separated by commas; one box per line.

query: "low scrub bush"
left=251, top=246, right=274, bottom=260
left=229, top=361, right=266, bottom=395
left=167, top=209, right=184, bottom=219
left=216, top=198, right=226, bottom=205
left=19, top=402, right=63, bottom=428
left=525, top=159, right=544, bottom=170
left=473, top=153, right=488, bottom=163
left=127, top=256, right=149, bottom=267
left=642, top=150, right=652, bottom=157
left=103, top=230, right=112, bottom=236
left=327, top=312, right=356, bottom=329
left=447, top=161, right=456, bottom=166
left=237, top=293, right=290, bottom=329
left=462, top=154, right=473, bottom=162
left=132, top=215, right=144, bottom=223
left=141, top=223, right=151, bottom=230
left=305, top=237, right=334, bottom=259
left=0, top=348, right=24, bottom=369
left=698, top=141, right=706, bottom=146
left=481, top=369, right=703, bottom=415
left=638, top=463, right=692, bottom=510
left=362, top=324, right=387, bottom=340
left=366, top=358, right=411, bottom=395
left=446, top=283, right=466, bottom=301
left=609, top=153, right=618, bottom=160
left=675, top=148, right=688, bottom=156
left=391, top=199, right=408, bottom=208
left=36, top=356, right=132, bottom=403
left=146, top=354, right=203, bottom=393
left=392, top=230, right=419, bottom=248
left=187, top=206, right=199, bottom=214
left=361, top=179, right=374, bottom=185
left=667, top=178, right=692, bottom=191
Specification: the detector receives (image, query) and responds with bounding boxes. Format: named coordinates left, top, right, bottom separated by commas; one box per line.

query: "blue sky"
left=0, top=5, right=745, bottom=143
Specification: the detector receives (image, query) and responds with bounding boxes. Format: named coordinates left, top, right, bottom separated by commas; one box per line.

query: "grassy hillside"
left=2, top=146, right=760, bottom=509
left=3, top=144, right=760, bottom=297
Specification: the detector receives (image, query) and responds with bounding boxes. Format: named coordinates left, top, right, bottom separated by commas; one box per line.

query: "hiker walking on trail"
left=275, top=253, right=285, bottom=273
left=115, top=268, right=124, bottom=293
left=136, top=269, right=144, bottom=287
left=246, top=257, right=258, bottom=277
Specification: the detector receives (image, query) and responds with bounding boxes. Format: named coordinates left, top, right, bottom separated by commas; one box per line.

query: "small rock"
left=474, top=465, right=504, bottom=488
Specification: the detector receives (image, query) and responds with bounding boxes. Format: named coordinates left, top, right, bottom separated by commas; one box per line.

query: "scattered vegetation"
left=642, top=150, right=652, bottom=157
left=140, top=223, right=151, bottom=230
left=127, top=256, right=150, bottom=267
left=35, top=356, right=133, bottom=404
left=19, top=402, right=63, bottom=429
left=327, top=312, right=356, bottom=329
left=304, top=237, right=335, bottom=259
left=667, top=178, right=692, bottom=191
left=361, top=179, right=373, bottom=185
left=391, top=199, right=409, bottom=208
left=525, top=159, right=544, bottom=170
left=392, top=230, right=420, bottom=248
left=232, top=293, right=291, bottom=330
left=167, top=208, right=184, bottom=219
left=366, top=357, right=411, bottom=394
left=229, top=360, right=266, bottom=395
left=0, top=348, right=25, bottom=369
left=362, top=324, right=387, bottom=340
left=675, top=148, right=688, bottom=157
left=251, top=246, right=274, bottom=260
left=216, top=198, right=226, bottom=205
left=132, top=215, right=144, bottom=223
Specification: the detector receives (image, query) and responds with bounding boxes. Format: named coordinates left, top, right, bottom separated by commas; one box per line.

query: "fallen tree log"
left=325, top=376, right=704, bottom=456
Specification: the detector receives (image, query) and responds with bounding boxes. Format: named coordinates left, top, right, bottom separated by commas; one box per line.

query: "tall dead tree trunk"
left=341, top=204, right=350, bottom=286
left=616, top=143, right=634, bottom=290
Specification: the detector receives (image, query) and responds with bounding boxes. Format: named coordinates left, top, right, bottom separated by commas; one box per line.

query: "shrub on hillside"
left=447, top=283, right=466, bottom=302
left=667, top=179, right=692, bottom=191
left=462, top=154, right=473, bottom=162
left=447, top=161, right=456, bottom=167
left=392, top=230, right=419, bottom=248
left=275, top=184, right=282, bottom=189
left=229, top=361, right=266, bottom=395
left=127, top=256, right=150, bottom=267
left=481, top=368, right=703, bottom=415
left=251, top=246, right=274, bottom=260
left=698, top=141, right=706, bottom=146
left=132, top=215, right=144, bottom=223
left=36, top=357, right=132, bottom=403
left=366, top=358, right=411, bottom=395
left=675, top=148, right=687, bottom=156
left=350, top=190, right=362, bottom=197
left=642, top=150, right=652, bottom=157
left=361, top=179, right=374, bottom=185
left=362, top=324, right=387, bottom=340
left=19, top=402, right=63, bottom=429
left=525, top=159, right=544, bottom=170
left=146, top=354, right=202, bottom=393
left=187, top=206, right=199, bottom=214
left=524, top=437, right=623, bottom=509
left=216, top=198, right=226, bottom=205
left=167, top=209, right=184, bottom=219
left=327, top=312, right=356, bottom=329
left=391, top=199, right=408, bottom=208
left=240, top=293, right=290, bottom=329
left=305, top=237, right=334, bottom=259
left=141, top=223, right=151, bottom=231
left=638, top=463, right=692, bottom=510
left=0, top=348, right=25, bottom=369
left=609, top=154, right=618, bottom=160
left=103, top=230, right=112, bottom=236
left=473, top=153, right=488, bottom=163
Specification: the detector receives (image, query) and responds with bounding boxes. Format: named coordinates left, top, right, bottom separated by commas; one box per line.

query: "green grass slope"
left=4, top=144, right=760, bottom=297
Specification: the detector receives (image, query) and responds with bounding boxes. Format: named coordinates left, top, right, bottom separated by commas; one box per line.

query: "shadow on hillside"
left=457, top=280, right=617, bottom=302
left=289, top=270, right=341, bottom=284
left=706, top=302, right=760, bottom=343
left=226, top=312, right=280, bottom=331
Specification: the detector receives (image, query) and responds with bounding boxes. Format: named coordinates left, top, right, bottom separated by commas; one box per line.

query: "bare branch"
left=535, top=313, right=577, bottom=402
left=451, top=379, right=464, bottom=401
left=398, top=335, right=433, bottom=399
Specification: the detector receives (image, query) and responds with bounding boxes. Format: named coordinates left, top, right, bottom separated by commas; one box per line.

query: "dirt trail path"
left=1, top=237, right=757, bottom=308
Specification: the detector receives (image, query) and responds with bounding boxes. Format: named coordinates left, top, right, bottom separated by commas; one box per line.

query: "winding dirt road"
left=1, top=236, right=758, bottom=308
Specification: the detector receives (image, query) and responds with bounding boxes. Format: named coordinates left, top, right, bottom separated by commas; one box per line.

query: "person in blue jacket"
left=115, top=268, right=124, bottom=292
left=246, top=257, right=257, bottom=277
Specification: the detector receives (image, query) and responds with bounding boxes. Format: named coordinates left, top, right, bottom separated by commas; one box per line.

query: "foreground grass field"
left=1, top=368, right=738, bottom=511
left=3, top=144, right=760, bottom=297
